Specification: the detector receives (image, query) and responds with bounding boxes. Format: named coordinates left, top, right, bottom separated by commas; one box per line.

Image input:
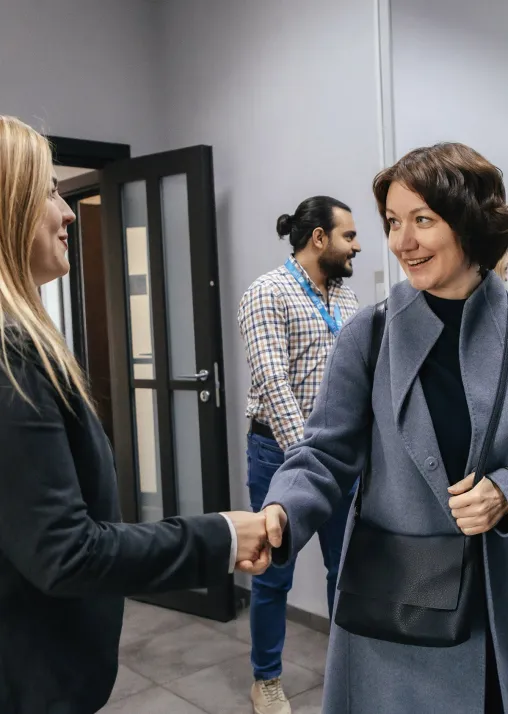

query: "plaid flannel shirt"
left=238, top=255, right=359, bottom=450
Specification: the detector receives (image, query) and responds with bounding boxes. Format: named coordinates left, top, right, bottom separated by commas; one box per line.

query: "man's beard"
left=319, top=249, right=356, bottom=280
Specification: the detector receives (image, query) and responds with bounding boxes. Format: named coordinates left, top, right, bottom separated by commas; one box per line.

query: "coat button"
left=425, top=456, right=439, bottom=471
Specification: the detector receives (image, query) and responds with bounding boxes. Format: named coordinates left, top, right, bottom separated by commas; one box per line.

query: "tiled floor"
left=99, top=599, right=327, bottom=713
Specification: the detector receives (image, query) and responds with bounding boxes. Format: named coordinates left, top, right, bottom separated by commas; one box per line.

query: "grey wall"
left=158, top=0, right=386, bottom=616
left=0, top=0, right=165, bottom=155
left=0, top=0, right=390, bottom=618
left=391, top=0, right=508, bottom=174
left=4, top=0, right=505, bottom=620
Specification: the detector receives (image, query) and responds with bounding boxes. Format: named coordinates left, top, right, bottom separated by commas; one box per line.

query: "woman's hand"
left=448, top=473, right=508, bottom=535
left=264, top=504, right=288, bottom=547
left=235, top=504, right=288, bottom=574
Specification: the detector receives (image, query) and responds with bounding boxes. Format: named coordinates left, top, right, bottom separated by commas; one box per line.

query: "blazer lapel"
left=389, top=291, right=459, bottom=528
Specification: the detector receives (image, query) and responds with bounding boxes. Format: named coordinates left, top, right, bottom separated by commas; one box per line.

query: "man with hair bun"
left=238, top=196, right=361, bottom=714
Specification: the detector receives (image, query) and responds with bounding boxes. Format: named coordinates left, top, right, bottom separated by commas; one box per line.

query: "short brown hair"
left=373, top=142, right=508, bottom=270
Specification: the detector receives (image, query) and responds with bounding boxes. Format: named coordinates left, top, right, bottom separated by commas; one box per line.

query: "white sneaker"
left=251, top=678, right=291, bottom=714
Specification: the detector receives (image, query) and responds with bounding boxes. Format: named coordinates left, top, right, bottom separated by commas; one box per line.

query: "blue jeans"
left=247, top=432, right=355, bottom=681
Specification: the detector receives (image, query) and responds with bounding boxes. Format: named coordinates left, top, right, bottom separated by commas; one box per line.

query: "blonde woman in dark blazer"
left=0, top=116, right=269, bottom=714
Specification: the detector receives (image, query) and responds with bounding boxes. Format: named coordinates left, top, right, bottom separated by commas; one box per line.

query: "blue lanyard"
left=285, top=258, right=343, bottom=336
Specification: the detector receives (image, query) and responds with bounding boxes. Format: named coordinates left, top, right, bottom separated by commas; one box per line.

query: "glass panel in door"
left=123, top=181, right=155, bottom=380
left=122, top=181, right=163, bottom=523
left=161, top=174, right=203, bottom=518
left=134, top=388, right=163, bottom=522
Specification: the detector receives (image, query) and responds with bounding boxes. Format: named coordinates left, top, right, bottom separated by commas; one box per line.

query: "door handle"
left=176, top=369, right=209, bottom=382
left=214, top=362, right=221, bottom=408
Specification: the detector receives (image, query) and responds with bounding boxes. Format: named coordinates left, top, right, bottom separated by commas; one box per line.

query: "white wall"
left=0, top=0, right=165, bottom=156
left=158, top=0, right=386, bottom=616
left=391, top=0, right=508, bottom=174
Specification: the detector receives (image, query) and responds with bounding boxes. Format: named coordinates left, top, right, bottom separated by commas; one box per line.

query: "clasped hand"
left=226, top=505, right=287, bottom=575
left=228, top=475, right=507, bottom=575
left=448, top=473, right=508, bottom=535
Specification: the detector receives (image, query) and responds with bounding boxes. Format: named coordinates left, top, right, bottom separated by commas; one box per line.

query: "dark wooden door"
left=100, top=146, right=234, bottom=621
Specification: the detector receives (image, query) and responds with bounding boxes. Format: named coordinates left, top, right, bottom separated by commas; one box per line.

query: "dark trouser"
left=247, top=431, right=355, bottom=681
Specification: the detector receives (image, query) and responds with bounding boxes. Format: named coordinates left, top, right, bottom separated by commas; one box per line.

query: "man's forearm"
left=264, top=380, right=305, bottom=451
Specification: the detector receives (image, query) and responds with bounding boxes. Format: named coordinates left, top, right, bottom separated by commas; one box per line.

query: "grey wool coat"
left=265, top=272, right=508, bottom=714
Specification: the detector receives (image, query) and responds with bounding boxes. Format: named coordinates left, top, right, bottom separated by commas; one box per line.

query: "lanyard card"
left=285, top=258, right=342, bottom=336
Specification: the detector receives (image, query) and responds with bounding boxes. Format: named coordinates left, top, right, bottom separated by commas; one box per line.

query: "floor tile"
left=167, top=653, right=323, bottom=714
left=195, top=607, right=313, bottom=645
left=120, top=621, right=249, bottom=685
left=108, top=664, right=152, bottom=703
left=100, top=686, right=206, bottom=713
left=120, top=599, right=194, bottom=647
left=191, top=608, right=252, bottom=644
left=290, top=685, right=324, bottom=713
left=284, top=629, right=329, bottom=675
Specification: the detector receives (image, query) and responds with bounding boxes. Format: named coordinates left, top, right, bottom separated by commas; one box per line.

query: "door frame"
left=59, top=171, right=102, bottom=368
left=52, top=137, right=131, bottom=435
left=49, top=136, right=131, bottom=169
left=50, top=137, right=131, bottom=365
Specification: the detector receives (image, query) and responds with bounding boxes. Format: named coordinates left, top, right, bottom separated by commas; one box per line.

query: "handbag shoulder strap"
left=473, top=309, right=508, bottom=486
left=369, top=299, right=388, bottom=375
left=356, top=299, right=387, bottom=516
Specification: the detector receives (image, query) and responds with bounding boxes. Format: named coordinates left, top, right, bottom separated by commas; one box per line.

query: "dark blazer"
left=0, top=344, right=231, bottom=714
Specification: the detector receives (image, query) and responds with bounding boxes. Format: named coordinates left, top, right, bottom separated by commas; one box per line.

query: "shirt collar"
left=287, top=254, right=343, bottom=297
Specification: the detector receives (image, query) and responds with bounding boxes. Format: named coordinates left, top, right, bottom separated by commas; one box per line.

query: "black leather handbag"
left=334, top=301, right=508, bottom=648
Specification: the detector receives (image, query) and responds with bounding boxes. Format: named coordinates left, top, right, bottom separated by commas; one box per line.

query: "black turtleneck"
left=419, top=292, right=471, bottom=486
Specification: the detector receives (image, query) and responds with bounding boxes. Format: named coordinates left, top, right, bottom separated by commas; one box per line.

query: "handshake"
left=224, top=505, right=288, bottom=575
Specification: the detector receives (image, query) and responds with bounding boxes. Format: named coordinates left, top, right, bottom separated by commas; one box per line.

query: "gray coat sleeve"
left=263, top=313, right=373, bottom=563
left=486, top=468, right=508, bottom=535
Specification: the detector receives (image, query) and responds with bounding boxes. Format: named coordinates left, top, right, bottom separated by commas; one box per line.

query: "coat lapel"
left=459, top=273, right=507, bottom=475
left=388, top=274, right=508, bottom=526
left=389, top=290, right=458, bottom=527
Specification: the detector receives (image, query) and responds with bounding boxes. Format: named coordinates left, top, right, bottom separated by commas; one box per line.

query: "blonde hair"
left=494, top=251, right=508, bottom=281
left=0, top=116, right=93, bottom=410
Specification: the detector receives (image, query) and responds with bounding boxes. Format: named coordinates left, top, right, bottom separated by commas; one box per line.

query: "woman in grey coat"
left=263, top=142, right=508, bottom=713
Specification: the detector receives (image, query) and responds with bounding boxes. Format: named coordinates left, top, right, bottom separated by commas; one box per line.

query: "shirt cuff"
left=219, top=513, right=237, bottom=573
left=269, top=423, right=305, bottom=452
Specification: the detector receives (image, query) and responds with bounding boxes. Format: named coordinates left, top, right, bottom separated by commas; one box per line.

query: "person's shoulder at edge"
left=0, top=328, right=74, bottom=410
left=242, top=265, right=290, bottom=294
left=0, top=327, right=35, bottom=376
left=238, top=265, right=291, bottom=315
